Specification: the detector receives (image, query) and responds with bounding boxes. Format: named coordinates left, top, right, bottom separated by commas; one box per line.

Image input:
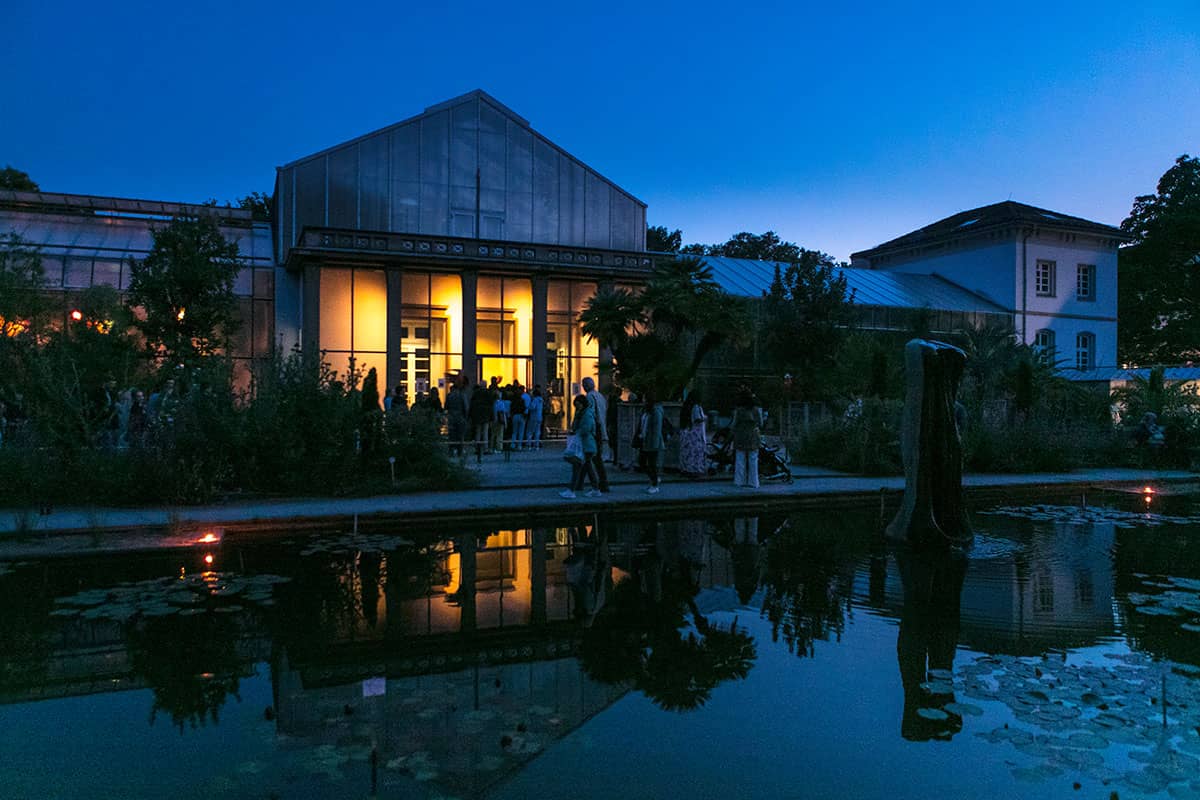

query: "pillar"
left=460, top=270, right=478, bottom=384
left=302, top=263, right=321, bottom=356
left=597, top=279, right=615, bottom=392
left=530, top=527, right=548, bottom=626
left=531, top=275, right=548, bottom=391
left=386, top=269, right=403, bottom=396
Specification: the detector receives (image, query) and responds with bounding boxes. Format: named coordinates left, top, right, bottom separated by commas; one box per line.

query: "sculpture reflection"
left=894, top=548, right=967, bottom=741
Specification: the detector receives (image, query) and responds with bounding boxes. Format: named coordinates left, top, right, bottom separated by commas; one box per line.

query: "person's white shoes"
left=559, top=490, right=577, bottom=499
left=646, top=486, right=660, bottom=494
left=585, top=489, right=602, bottom=497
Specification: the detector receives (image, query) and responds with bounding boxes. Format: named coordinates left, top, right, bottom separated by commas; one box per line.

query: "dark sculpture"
left=885, top=339, right=972, bottom=549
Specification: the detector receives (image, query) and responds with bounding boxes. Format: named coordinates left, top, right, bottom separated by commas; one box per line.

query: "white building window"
left=1035, top=260, right=1056, bottom=297
left=1034, top=329, right=1056, bottom=359
left=1076, top=264, right=1095, bottom=300
left=1075, top=331, right=1095, bottom=370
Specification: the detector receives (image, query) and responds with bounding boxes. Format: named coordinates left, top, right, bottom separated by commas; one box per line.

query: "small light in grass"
left=204, top=553, right=214, bottom=566
left=70, top=309, right=83, bottom=321
left=176, top=307, right=186, bottom=321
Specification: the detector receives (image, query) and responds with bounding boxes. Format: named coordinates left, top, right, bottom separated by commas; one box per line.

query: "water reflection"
left=894, top=550, right=966, bottom=741
left=0, top=494, right=1198, bottom=799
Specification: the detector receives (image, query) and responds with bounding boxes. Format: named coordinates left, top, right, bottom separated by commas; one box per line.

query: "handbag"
left=563, top=433, right=584, bottom=464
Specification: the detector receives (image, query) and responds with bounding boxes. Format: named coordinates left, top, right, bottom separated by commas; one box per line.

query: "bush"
left=0, top=350, right=474, bottom=507
left=791, top=398, right=1131, bottom=476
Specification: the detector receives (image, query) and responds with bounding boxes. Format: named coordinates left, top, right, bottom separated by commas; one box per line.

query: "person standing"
left=561, top=394, right=599, bottom=498
left=468, top=379, right=492, bottom=464
left=445, top=377, right=469, bottom=457
left=383, top=387, right=394, bottom=413
left=731, top=386, right=763, bottom=489
left=128, top=389, right=148, bottom=447
left=581, top=377, right=610, bottom=493
left=510, top=383, right=528, bottom=451
left=527, top=385, right=544, bottom=450
left=638, top=392, right=665, bottom=495
left=678, top=392, right=708, bottom=478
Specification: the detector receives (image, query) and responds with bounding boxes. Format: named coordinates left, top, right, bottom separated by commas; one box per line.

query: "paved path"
left=1, top=442, right=1194, bottom=556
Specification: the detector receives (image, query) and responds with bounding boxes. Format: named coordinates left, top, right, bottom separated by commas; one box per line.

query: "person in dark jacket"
left=445, top=377, right=469, bottom=457
left=468, top=379, right=493, bottom=464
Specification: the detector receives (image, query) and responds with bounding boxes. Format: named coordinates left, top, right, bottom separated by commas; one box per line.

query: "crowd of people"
left=0, top=377, right=185, bottom=451
left=562, top=382, right=768, bottom=498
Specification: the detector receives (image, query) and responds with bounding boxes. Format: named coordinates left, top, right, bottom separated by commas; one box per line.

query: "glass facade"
left=399, top=271, right=462, bottom=399
left=477, top=275, right=533, bottom=389
left=319, top=268, right=388, bottom=394
left=546, top=280, right=599, bottom=431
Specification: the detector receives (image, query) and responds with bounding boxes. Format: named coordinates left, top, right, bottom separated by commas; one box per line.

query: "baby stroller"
left=706, top=426, right=794, bottom=484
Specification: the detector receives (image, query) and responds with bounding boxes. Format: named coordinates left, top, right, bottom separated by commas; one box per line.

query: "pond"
left=2, top=489, right=1200, bottom=799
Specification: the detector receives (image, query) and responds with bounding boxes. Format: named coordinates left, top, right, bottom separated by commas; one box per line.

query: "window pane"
left=402, top=271, right=429, bottom=306
left=319, top=268, right=353, bottom=352
left=353, top=269, right=388, bottom=353
left=64, top=257, right=92, bottom=288
left=477, top=276, right=503, bottom=310
left=548, top=280, right=571, bottom=312
left=430, top=273, right=461, bottom=354
left=41, top=256, right=64, bottom=287
left=254, top=269, right=275, bottom=299
left=504, top=277, right=532, bottom=354
left=572, top=282, right=597, bottom=315
left=92, top=260, right=120, bottom=288
left=233, top=268, right=253, bottom=297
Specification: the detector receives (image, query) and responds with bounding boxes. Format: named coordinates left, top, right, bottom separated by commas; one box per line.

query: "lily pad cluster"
left=951, top=652, right=1200, bottom=794
left=979, top=504, right=1200, bottom=528
left=1126, top=574, right=1200, bottom=633
left=50, top=571, right=291, bottom=623
left=299, top=532, right=414, bottom=557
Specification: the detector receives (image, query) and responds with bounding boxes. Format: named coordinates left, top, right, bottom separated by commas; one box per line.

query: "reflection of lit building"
left=869, top=519, right=1117, bottom=654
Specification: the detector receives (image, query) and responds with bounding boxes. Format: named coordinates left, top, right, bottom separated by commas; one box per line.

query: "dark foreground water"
left=3, top=489, right=1200, bottom=799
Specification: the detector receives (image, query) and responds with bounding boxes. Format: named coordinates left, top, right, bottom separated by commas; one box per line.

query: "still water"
left=2, top=490, right=1200, bottom=799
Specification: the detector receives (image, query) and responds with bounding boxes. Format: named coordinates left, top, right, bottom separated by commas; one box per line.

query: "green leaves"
left=1118, top=154, right=1200, bottom=364
left=579, top=257, right=747, bottom=399
left=127, top=214, right=241, bottom=363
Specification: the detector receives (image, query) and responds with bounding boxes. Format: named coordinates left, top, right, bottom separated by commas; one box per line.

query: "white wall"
left=1021, top=233, right=1118, bottom=367
left=858, top=230, right=1118, bottom=368
left=862, top=239, right=1018, bottom=311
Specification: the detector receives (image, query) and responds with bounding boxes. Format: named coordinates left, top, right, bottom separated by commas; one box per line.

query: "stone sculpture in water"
left=885, top=339, right=973, bottom=549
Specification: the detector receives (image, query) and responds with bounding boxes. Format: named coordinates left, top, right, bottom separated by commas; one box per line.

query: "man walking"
left=582, top=377, right=610, bottom=493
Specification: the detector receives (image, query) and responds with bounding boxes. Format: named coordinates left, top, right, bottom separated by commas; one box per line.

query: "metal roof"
left=1065, top=366, right=1200, bottom=383
left=852, top=200, right=1128, bottom=261
left=701, top=256, right=1010, bottom=314
left=0, top=198, right=273, bottom=266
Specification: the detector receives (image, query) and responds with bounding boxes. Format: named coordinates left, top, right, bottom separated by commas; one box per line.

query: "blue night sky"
left=3, top=0, right=1197, bottom=260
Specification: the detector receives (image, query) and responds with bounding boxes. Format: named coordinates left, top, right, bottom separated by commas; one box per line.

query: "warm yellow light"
left=70, top=309, right=83, bottom=321
left=176, top=308, right=186, bottom=322
left=197, top=532, right=219, bottom=544
left=1143, top=486, right=1155, bottom=495
left=204, top=553, right=214, bottom=565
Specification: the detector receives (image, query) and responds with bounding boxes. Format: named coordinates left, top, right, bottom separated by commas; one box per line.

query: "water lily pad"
left=944, top=702, right=983, bottom=717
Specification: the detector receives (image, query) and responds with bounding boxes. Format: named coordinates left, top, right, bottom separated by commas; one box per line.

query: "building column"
left=597, top=279, right=615, bottom=393
left=302, top=263, right=321, bottom=356
left=530, top=527, right=547, bottom=626
left=386, top=269, right=403, bottom=396
left=460, top=270, right=478, bottom=384
left=531, top=275, right=548, bottom=391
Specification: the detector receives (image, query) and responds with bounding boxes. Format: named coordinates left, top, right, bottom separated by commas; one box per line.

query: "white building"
left=850, top=201, right=1128, bottom=370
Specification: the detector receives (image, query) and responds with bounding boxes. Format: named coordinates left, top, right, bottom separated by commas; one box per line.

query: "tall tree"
left=0, top=166, right=38, bottom=191
left=236, top=191, right=273, bottom=221
left=1118, top=154, right=1200, bottom=364
left=580, top=256, right=748, bottom=399
left=127, top=214, right=241, bottom=362
left=0, top=235, right=49, bottom=340
left=759, top=255, right=856, bottom=398
left=646, top=225, right=682, bottom=253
